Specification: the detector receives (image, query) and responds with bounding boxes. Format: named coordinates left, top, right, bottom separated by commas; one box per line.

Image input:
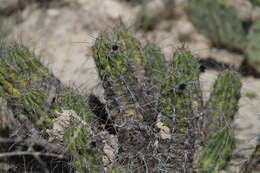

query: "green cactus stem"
left=92, top=29, right=150, bottom=124
left=53, top=87, right=103, bottom=173
left=246, top=20, right=260, bottom=72
left=64, top=126, right=103, bottom=173
left=187, top=0, right=246, bottom=50
left=250, top=0, right=260, bottom=6
left=205, top=70, right=241, bottom=131
left=0, top=42, right=60, bottom=128
left=50, top=82, right=104, bottom=173
left=159, top=49, right=202, bottom=131
left=199, top=128, right=235, bottom=173
left=155, top=49, right=203, bottom=172
left=143, top=44, right=167, bottom=87
left=199, top=70, right=241, bottom=173
left=55, top=88, right=93, bottom=123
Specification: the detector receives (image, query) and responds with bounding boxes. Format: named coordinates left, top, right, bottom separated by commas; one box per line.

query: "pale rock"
left=156, top=121, right=171, bottom=140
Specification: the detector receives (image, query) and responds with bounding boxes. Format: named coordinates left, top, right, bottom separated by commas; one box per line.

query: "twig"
left=0, top=137, right=67, bottom=154
left=0, top=151, right=65, bottom=159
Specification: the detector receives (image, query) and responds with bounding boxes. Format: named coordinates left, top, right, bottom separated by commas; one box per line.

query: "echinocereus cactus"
left=92, top=29, right=242, bottom=173
left=250, top=0, right=260, bottom=6
left=187, top=0, right=260, bottom=73
left=246, top=20, right=260, bottom=72
left=92, top=29, right=157, bottom=125
left=187, top=0, right=246, bottom=51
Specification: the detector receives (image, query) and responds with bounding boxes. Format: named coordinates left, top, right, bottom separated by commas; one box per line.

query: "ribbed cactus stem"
left=20, top=89, right=52, bottom=126
left=92, top=29, right=146, bottom=124
left=56, top=89, right=93, bottom=123
left=206, top=70, right=241, bottom=131
left=0, top=42, right=59, bottom=127
left=250, top=0, right=260, bottom=6
left=199, top=128, right=236, bottom=173
left=199, top=70, right=241, bottom=173
left=159, top=49, right=202, bottom=131
left=157, top=49, right=202, bottom=172
left=143, top=44, right=166, bottom=87
left=64, top=126, right=103, bottom=173
left=49, top=79, right=102, bottom=172
left=246, top=20, right=260, bottom=72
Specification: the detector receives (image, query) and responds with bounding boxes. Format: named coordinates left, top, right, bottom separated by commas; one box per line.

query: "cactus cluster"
left=187, top=0, right=260, bottom=73
left=1, top=29, right=259, bottom=173
left=187, top=0, right=246, bottom=51
left=92, top=29, right=242, bottom=172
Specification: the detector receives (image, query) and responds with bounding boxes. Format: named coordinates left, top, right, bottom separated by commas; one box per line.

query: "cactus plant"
left=187, top=0, right=246, bottom=51
left=92, top=29, right=242, bottom=172
left=63, top=126, right=103, bottom=173
left=143, top=44, right=167, bottom=86
left=187, top=0, right=260, bottom=73
left=58, top=90, right=104, bottom=173
left=92, top=29, right=157, bottom=125
left=246, top=20, right=260, bottom=72
left=250, top=0, right=260, bottom=6
left=134, top=0, right=175, bottom=31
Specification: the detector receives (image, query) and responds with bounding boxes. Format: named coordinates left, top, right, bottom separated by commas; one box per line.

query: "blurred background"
left=0, top=0, right=260, bottom=172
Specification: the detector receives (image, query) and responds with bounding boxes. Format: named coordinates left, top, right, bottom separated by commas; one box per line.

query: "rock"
left=0, top=0, right=19, bottom=10
left=156, top=120, right=171, bottom=140
left=210, top=48, right=244, bottom=69
left=9, top=0, right=134, bottom=93
left=47, top=109, right=79, bottom=142
left=252, top=6, right=260, bottom=21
